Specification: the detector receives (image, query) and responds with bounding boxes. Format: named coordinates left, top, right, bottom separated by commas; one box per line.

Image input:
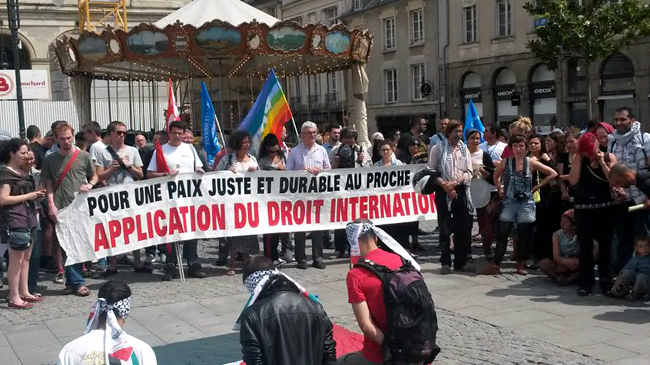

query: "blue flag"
left=464, top=99, right=485, bottom=142
left=200, top=82, right=220, bottom=166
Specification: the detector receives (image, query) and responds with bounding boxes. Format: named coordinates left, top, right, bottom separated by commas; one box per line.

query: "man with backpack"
left=341, top=218, right=439, bottom=365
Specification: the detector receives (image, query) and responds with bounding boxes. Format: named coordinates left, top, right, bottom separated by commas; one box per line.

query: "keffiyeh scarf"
left=234, top=270, right=319, bottom=330
left=611, top=121, right=645, bottom=168
left=345, top=221, right=421, bottom=271
left=84, top=297, right=132, bottom=365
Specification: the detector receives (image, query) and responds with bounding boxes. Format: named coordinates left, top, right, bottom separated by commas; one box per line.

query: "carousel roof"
left=51, top=18, right=373, bottom=82
left=154, top=0, right=280, bottom=29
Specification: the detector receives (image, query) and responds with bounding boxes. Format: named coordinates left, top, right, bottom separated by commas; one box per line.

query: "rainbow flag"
left=239, top=69, right=293, bottom=155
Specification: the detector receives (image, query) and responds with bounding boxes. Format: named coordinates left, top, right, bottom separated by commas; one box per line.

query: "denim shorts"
left=499, top=198, right=536, bottom=224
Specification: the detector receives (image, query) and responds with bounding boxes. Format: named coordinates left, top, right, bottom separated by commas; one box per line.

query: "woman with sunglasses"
left=258, top=134, right=293, bottom=266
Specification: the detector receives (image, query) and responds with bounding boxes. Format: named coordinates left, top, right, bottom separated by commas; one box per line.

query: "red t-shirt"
left=501, top=145, right=513, bottom=159
left=346, top=249, right=403, bottom=364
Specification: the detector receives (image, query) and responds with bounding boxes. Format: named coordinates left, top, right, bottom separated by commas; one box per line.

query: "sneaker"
left=144, top=254, right=156, bottom=265
left=297, top=260, right=308, bottom=270
left=515, top=263, right=528, bottom=276
left=159, top=254, right=167, bottom=264
left=188, top=263, right=206, bottom=278
left=577, top=287, right=591, bottom=297
left=284, top=252, right=296, bottom=262
left=53, top=272, right=64, bottom=284
left=330, top=251, right=344, bottom=260
left=313, top=261, right=326, bottom=270
left=273, top=258, right=286, bottom=267
left=440, top=265, right=451, bottom=275
left=97, top=268, right=118, bottom=278
left=134, top=265, right=153, bottom=274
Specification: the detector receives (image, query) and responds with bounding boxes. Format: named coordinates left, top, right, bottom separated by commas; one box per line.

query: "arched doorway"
left=599, top=53, right=635, bottom=121
left=0, top=34, right=32, bottom=70
left=493, top=68, right=518, bottom=125
left=460, top=72, right=482, bottom=119
left=529, top=64, right=557, bottom=127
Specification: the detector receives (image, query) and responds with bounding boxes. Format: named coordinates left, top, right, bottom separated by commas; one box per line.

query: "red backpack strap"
left=54, top=150, right=80, bottom=193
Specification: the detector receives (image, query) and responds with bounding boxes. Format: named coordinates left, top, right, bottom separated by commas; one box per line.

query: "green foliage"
left=524, top=0, right=650, bottom=70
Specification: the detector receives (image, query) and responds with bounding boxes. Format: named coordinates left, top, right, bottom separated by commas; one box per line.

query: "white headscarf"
left=84, top=297, right=132, bottom=365
left=346, top=221, right=421, bottom=271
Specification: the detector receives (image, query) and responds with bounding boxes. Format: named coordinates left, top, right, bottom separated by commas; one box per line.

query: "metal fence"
left=0, top=100, right=167, bottom=137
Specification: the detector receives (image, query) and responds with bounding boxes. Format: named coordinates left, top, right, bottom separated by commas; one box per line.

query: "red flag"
left=154, top=139, right=170, bottom=174
left=165, top=78, right=180, bottom=132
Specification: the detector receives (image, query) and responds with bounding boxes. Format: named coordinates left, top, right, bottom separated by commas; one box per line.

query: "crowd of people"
left=1, top=106, right=650, bottom=364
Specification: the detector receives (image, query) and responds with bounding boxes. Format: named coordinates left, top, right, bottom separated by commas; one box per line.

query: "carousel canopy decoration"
left=51, top=19, right=373, bottom=82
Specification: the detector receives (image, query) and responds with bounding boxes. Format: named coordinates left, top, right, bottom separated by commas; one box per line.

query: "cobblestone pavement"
left=0, top=234, right=638, bottom=364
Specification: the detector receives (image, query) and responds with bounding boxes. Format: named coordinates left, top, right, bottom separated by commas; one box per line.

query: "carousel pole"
left=152, top=81, right=157, bottom=132
left=107, top=79, right=112, bottom=122
left=326, top=72, right=330, bottom=123
left=189, top=77, right=196, bottom=132
left=139, top=81, right=144, bottom=131
left=219, top=59, right=226, bottom=128
left=128, top=80, right=133, bottom=130
left=92, top=77, right=97, bottom=123
left=236, top=85, right=241, bottom=125
left=226, top=65, right=232, bottom=128
left=307, top=74, right=311, bottom=121
left=115, top=80, right=119, bottom=123
left=149, top=81, right=154, bottom=132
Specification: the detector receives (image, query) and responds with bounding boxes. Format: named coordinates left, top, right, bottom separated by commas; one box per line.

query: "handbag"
left=533, top=173, right=541, bottom=204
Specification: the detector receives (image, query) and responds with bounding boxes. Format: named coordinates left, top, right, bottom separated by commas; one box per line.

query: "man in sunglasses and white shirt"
left=95, top=121, right=151, bottom=276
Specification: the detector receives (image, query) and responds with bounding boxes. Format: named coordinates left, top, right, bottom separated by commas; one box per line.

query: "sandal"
left=68, top=286, right=90, bottom=297
left=226, top=270, right=236, bottom=276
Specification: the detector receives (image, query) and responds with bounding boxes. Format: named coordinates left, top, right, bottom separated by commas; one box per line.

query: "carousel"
left=50, top=0, right=374, bottom=146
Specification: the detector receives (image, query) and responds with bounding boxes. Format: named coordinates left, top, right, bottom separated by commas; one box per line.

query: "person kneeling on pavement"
left=341, top=218, right=439, bottom=365
left=58, top=280, right=157, bottom=365
left=238, top=256, right=337, bottom=365
left=609, top=236, right=650, bottom=300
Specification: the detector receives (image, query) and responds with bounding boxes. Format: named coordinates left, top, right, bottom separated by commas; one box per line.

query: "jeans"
left=334, top=229, right=349, bottom=253
left=612, top=270, right=650, bottom=297
left=295, top=231, right=324, bottom=263
left=494, top=221, right=534, bottom=265
left=167, top=239, right=199, bottom=265
left=28, top=229, right=43, bottom=293
left=613, top=201, right=650, bottom=271
left=576, top=207, right=614, bottom=291
left=436, top=188, right=473, bottom=270
left=65, top=264, right=85, bottom=290
left=500, top=198, right=536, bottom=223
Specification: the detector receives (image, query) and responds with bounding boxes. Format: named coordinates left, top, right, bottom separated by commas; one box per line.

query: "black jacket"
left=240, top=276, right=337, bottom=365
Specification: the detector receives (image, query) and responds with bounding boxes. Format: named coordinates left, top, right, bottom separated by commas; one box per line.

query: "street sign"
left=0, top=70, right=50, bottom=100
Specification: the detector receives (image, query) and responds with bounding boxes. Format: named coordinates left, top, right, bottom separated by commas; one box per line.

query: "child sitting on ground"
left=609, top=236, right=650, bottom=300
left=539, top=209, right=583, bottom=285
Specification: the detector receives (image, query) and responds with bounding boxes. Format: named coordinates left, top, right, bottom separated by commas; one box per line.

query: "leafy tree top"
left=524, top=0, right=650, bottom=70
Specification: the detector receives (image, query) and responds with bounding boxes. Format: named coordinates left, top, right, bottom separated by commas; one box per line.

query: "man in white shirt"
left=286, top=121, right=331, bottom=270
left=148, top=121, right=206, bottom=280
left=83, top=121, right=112, bottom=164
left=96, top=121, right=151, bottom=277
left=428, top=117, right=449, bottom=153
left=479, top=123, right=507, bottom=163
left=58, top=281, right=157, bottom=365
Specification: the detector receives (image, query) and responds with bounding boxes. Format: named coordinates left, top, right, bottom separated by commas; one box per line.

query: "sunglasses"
left=116, top=131, right=127, bottom=136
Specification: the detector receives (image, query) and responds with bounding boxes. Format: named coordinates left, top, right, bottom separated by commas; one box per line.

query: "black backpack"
left=337, top=144, right=357, bottom=168
left=354, top=258, right=440, bottom=364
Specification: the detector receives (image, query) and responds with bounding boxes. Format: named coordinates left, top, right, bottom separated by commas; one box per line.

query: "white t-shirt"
left=58, top=329, right=157, bottom=365
left=89, top=141, right=107, bottom=163
left=96, top=145, right=143, bottom=185
left=147, top=143, right=201, bottom=174
left=479, top=141, right=506, bottom=162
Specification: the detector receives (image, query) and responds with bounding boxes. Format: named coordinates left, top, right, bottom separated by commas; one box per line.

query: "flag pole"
left=214, top=112, right=227, bottom=150
left=290, top=116, right=300, bottom=141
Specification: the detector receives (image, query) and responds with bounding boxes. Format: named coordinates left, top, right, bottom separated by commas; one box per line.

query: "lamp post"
left=6, top=0, right=26, bottom=139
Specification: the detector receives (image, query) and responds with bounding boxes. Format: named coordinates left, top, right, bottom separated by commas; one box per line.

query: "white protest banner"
left=57, top=165, right=437, bottom=265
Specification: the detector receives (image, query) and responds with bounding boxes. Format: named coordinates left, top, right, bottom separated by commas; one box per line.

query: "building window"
left=409, top=9, right=424, bottom=44
left=323, top=6, right=338, bottom=26
left=354, top=0, right=362, bottom=11
left=383, top=17, right=396, bottom=51
left=266, top=7, right=276, bottom=18
left=385, top=69, right=397, bottom=103
left=411, top=64, right=425, bottom=101
left=496, top=0, right=512, bottom=37
left=311, top=74, right=320, bottom=96
left=329, top=72, right=338, bottom=94
left=463, top=5, right=478, bottom=43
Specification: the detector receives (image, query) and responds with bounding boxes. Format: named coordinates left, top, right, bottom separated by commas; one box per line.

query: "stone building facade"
left=443, top=0, right=650, bottom=130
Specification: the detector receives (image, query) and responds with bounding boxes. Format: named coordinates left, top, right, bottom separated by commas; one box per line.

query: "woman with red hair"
left=568, top=133, right=618, bottom=296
